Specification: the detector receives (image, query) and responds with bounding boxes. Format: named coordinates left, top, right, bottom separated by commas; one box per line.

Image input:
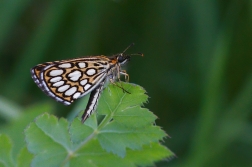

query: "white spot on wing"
left=68, top=70, right=81, bottom=81
left=80, top=79, right=88, bottom=86
left=68, top=70, right=81, bottom=77
left=78, top=62, right=86, bottom=68
left=58, top=63, right=72, bottom=68
left=86, top=69, right=96, bottom=76
left=50, top=76, right=62, bottom=83
left=50, top=69, right=63, bottom=76
left=84, top=83, right=91, bottom=90
left=65, top=87, right=77, bottom=96
left=73, top=92, right=81, bottom=99
left=53, top=81, right=64, bottom=87
left=71, top=76, right=80, bottom=81
left=58, top=85, right=70, bottom=92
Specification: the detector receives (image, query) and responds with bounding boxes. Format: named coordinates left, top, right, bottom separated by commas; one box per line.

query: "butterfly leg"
left=109, top=78, right=130, bottom=94
left=114, top=65, right=126, bottom=90
left=120, top=70, right=129, bottom=82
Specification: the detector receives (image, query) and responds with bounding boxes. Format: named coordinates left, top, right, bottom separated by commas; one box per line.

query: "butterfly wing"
left=31, top=56, right=110, bottom=105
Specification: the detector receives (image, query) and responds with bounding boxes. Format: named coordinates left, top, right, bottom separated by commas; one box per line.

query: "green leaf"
left=70, top=139, right=132, bottom=167
left=25, top=113, right=71, bottom=167
left=95, top=83, right=165, bottom=157
left=24, top=83, right=173, bottom=166
left=17, top=147, right=33, bottom=167
left=0, top=102, right=54, bottom=159
left=97, top=83, right=148, bottom=116
left=0, top=134, right=14, bottom=167
left=125, top=142, right=175, bottom=166
left=98, top=121, right=166, bottom=157
left=113, top=106, right=157, bottom=128
left=70, top=113, right=97, bottom=144
left=0, top=135, right=34, bottom=167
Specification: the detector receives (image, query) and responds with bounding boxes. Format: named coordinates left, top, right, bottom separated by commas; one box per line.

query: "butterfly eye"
left=117, top=55, right=124, bottom=62
left=118, top=55, right=130, bottom=64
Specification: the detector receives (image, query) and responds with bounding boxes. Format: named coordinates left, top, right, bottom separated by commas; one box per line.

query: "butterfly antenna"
left=130, top=53, right=144, bottom=57
left=122, top=43, right=143, bottom=57
left=122, top=43, right=135, bottom=54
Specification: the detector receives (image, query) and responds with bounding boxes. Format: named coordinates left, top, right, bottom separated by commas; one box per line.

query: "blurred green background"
left=0, top=0, right=252, bottom=166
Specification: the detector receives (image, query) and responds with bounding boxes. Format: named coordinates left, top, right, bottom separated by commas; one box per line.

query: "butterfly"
left=30, top=43, right=143, bottom=122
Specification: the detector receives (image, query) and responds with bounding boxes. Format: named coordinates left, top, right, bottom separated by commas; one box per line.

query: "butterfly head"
left=117, top=53, right=131, bottom=65
left=117, top=43, right=143, bottom=65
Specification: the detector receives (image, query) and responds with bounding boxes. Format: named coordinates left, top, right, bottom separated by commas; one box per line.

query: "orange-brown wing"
left=30, top=56, right=110, bottom=105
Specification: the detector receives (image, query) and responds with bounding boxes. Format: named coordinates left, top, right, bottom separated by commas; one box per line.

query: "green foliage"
left=0, top=134, right=14, bottom=167
left=16, top=147, right=33, bottom=167
left=0, top=135, right=33, bottom=167
left=0, top=83, right=173, bottom=167
left=0, top=103, right=54, bottom=159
